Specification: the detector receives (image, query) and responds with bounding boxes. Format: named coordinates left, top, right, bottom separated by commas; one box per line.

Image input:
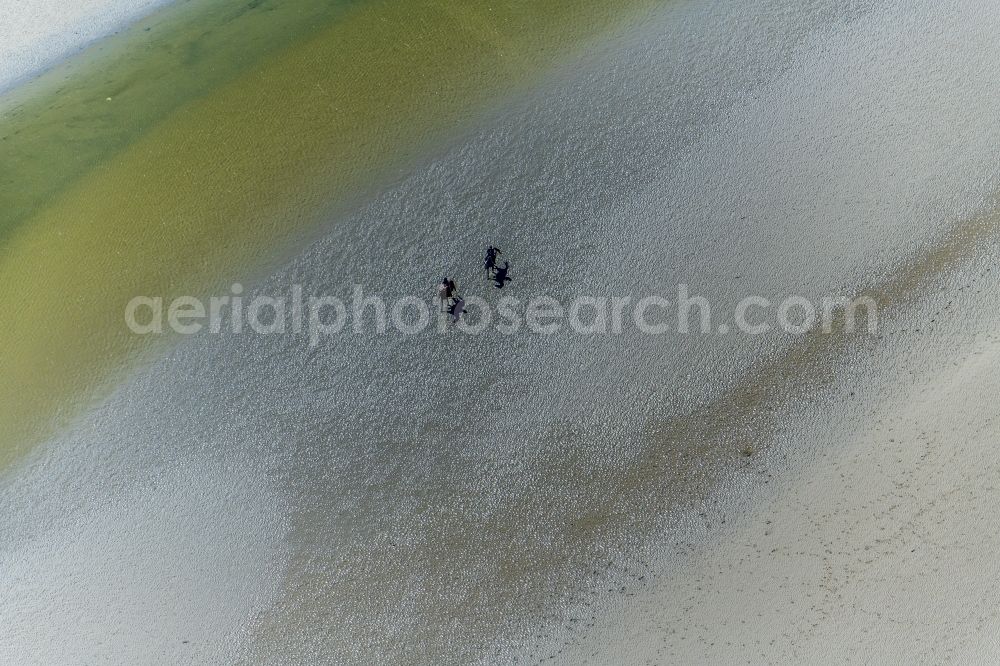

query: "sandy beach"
left=2, top=0, right=1000, bottom=663
left=516, top=244, right=1000, bottom=664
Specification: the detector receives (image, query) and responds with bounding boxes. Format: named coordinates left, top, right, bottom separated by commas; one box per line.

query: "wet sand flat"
left=3, top=0, right=1000, bottom=663
left=0, top=0, right=657, bottom=465
left=539, top=255, right=1000, bottom=664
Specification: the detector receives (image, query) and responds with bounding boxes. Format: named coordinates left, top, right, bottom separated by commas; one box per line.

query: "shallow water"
left=0, top=0, right=362, bottom=241
left=3, top=0, right=1000, bottom=663
left=0, top=0, right=166, bottom=93
left=0, top=0, right=655, bottom=463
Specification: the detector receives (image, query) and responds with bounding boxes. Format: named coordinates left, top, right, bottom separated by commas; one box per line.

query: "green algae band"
left=0, top=0, right=653, bottom=463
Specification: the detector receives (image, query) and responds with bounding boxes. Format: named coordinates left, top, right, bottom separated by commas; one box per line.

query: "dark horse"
left=484, top=245, right=502, bottom=276
left=493, top=261, right=512, bottom=289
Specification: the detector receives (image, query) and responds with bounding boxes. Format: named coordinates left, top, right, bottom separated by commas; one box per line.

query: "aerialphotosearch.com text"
left=124, top=284, right=879, bottom=345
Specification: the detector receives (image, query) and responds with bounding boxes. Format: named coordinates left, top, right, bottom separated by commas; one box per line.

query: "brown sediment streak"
left=242, top=207, right=999, bottom=662
left=614, top=207, right=999, bottom=528
left=0, top=0, right=660, bottom=466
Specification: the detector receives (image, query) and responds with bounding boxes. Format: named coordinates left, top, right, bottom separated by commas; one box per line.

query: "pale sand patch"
left=0, top=453, right=291, bottom=665
left=0, top=0, right=168, bottom=92
left=537, top=295, right=1000, bottom=663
